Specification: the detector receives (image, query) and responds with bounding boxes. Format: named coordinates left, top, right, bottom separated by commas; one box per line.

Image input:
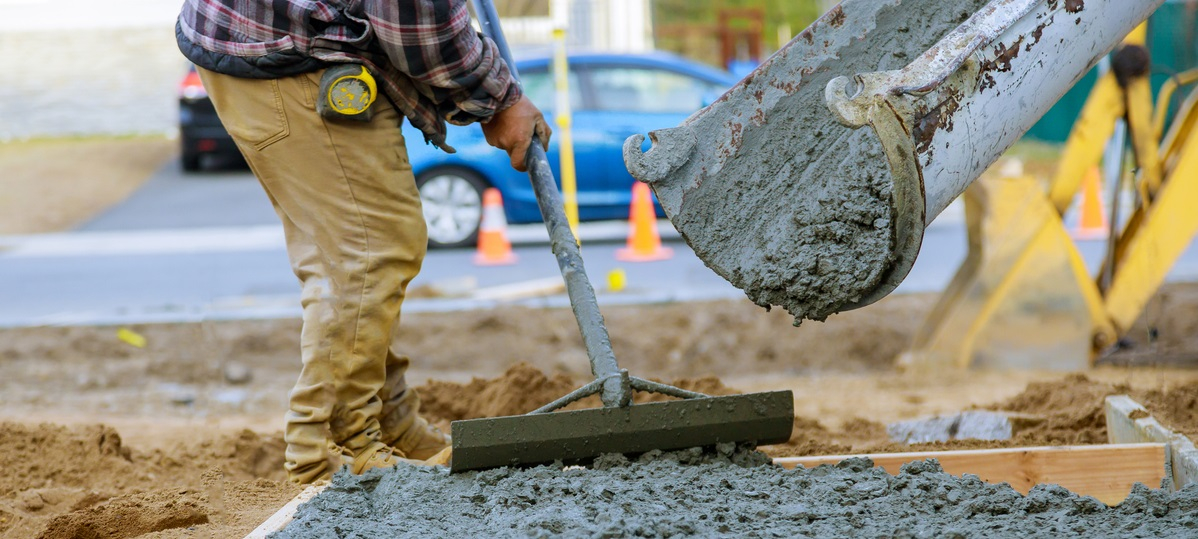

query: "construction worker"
left=176, top=0, right=551, bottom=484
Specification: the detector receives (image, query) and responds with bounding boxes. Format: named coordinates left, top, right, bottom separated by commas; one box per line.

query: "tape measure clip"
left=317, top=64, right=377, bottom=121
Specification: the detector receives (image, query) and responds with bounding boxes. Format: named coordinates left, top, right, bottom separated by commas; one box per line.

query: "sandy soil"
left=1, top=282, right=1197, bottom=537
left=0, top=137, right=174, bottom=234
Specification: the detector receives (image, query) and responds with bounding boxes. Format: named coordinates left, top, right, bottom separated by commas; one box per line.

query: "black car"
left=177, top=65, right=243, bottom=171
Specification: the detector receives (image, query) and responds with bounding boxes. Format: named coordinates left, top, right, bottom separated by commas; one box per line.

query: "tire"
left=416, top=167, right=489, bottom=249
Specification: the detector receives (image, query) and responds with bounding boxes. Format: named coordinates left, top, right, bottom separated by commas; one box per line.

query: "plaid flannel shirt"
left=177, top=0, right=522, bottom=152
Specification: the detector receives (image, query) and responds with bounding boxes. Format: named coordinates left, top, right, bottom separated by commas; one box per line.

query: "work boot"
left=385, top=415, right=452, bottom=461
left=285, top=441, right=351, bottom=484
left=377, top=352, right=451, bottom=460
left=349, top=441, right=429, bottom=474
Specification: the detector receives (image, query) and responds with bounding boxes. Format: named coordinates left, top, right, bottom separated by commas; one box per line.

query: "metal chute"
left=624, top=0, right=1164, bottom=322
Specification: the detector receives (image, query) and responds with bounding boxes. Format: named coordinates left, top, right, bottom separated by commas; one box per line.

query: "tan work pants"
left=197, top=67, right=426, bottom=483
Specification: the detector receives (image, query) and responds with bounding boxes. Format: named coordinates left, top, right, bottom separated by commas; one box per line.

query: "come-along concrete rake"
left=448, top=1, right=795, bottom=473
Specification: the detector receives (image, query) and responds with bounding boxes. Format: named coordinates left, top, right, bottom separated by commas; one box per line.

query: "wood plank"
left=1105, top=394, right=1198, bottom=491
left=473, top=277, right=565, bottom=301
left=773, top=443, right=1166, bottom=505
left=243, top=483, right=328, bottom=539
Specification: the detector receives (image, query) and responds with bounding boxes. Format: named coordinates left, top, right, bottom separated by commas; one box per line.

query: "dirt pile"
left=35, top=473, right=301, bottom=539
left=763, top=373, right=1167, bottom=457
left=1134, top=384, right=1198, bottom=440
left=414, top=363, right=929, bottom=459
left=762, top=416, right=891, bottom=457
left=415, top=362, right=740, bottom=425
left=991, top=373, right=1126, bottom=445
left=416, top=363, right=578, bottom=422
left=980, top=374, right=1198, bottom=446
left=418, top=365, right=1196, bottom=461
left=0, top=422, right=297, bottom=538
left=278, top=450, right=1198, bottom=538
left=37, top=489, right=209, bottom=539
left=0, top=423, right=134, bottom=499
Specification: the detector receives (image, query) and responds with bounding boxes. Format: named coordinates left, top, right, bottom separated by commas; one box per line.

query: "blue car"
left=407, top=51, right=737, bottom=247
left=179, top=52, right=736, bottom=247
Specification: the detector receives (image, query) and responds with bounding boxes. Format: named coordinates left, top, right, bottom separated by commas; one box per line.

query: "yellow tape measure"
left=318, top=64, right=377, bottom=121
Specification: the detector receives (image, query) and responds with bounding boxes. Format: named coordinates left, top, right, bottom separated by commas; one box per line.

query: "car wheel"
left=417, top=168, right=488, bottom=249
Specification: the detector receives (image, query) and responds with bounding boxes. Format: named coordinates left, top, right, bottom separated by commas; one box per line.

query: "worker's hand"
left=481, top=95, right=551, bottom=172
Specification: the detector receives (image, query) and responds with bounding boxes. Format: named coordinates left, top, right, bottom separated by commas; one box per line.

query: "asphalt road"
left=3, top=158, right=1197, bottom=328
left=5, top=159, right=751, bottom=326
left=81, top=156, right=273, bottom=231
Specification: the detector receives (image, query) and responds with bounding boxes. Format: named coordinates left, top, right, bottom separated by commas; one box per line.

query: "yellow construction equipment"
left=899, top=26, right=1198, bottom=371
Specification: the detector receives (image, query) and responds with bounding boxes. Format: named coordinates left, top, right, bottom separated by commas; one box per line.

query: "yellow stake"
left=551, top=27, right=580, bottom=241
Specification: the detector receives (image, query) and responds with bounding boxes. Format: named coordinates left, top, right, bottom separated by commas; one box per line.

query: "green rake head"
left=449, top=390, right=794, bottom=473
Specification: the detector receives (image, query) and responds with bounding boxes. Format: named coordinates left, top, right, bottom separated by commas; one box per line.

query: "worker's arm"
left=366, top=1, right=516, bottom=123
left=365, top=0, right=550, bottom=170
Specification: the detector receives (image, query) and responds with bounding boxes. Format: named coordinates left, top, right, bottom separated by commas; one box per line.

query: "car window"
left=588, top=67, right=725, bottom=114
left=519, top=69, right=584, bottom=112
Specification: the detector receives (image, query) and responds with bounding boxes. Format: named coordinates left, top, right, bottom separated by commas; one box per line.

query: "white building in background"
left=0, top=0, right=183, bottom=140
left=0, top=0, right=654, bottom=140
left=502, top=0, right=654, bottom=53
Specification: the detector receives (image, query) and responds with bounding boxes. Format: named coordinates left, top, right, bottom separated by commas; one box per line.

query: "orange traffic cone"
left=474, top=188, right=517, bottom=266
left=616, top=182, right=673, bottom=262
left=1072, top=166, right=1108, bottom=240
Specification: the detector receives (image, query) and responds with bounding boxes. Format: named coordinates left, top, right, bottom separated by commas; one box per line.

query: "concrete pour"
left=274, top=444, right=1198, bottom=538
left=637, top=0, right=993, bottom=324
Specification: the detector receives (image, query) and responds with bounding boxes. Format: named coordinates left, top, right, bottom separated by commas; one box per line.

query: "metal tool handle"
left=472, top=0, right=627, bottom=408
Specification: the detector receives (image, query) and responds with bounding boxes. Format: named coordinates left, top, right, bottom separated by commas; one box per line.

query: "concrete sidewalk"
left=0, top=220, right=680, bottom=258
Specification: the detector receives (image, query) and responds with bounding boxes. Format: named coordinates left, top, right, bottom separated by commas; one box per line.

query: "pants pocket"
left=223, top=78, right=290, bottom=151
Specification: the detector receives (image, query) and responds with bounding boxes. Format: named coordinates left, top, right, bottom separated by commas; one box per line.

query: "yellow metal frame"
left=1159, top=72, right=1198, bottom=173
left=1126, top=75, right=1163, bottom=202
left=1151, top=70, right=1198, bottom=141
left=1047, top=22, right=1146, bottom=213
left=1105, top=80, right=1198, bottom=334
left=1048, top=72, right=1123, bottom=213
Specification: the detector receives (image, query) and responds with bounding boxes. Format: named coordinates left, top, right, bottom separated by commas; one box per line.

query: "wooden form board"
left=248, top=444, right=1166, bottom=535
left=244, top=483, right=328, bottom=539
left=773, top=443, right=1166, bottom=506
left=1105, top=394, right=1198, bottom=491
